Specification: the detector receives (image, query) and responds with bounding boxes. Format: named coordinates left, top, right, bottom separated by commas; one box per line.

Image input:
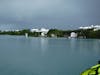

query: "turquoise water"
left=0, top=35, right=100, bottom=75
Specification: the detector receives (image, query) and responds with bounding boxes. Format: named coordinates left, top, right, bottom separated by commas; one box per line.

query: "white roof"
left=30, top=28, right=49, bottom=33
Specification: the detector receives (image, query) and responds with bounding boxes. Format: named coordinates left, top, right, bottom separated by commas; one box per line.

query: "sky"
left=0, top=0, right=100, bottom=30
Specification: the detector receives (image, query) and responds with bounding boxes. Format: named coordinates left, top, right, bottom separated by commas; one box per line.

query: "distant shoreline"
left=0, top=28, right=100, bottom=39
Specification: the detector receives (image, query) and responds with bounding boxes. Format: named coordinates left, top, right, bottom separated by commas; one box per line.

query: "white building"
left=30, top=29, right=40, bottom=32
left=70, top=32, right=77, bottom=38
left=40, top=28, right=49, bottom=34
left=30, top=28, right=49, bottom=37
left=40, top=28, right=49, bottom=37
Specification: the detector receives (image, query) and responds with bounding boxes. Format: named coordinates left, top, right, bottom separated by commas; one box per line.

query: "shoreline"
left=0, top=34, right=100, bottom=40
left=0, top=28, right=100, bottom=39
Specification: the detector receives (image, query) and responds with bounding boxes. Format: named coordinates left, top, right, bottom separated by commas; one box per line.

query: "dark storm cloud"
left=0, top=0, right=100, bottom=29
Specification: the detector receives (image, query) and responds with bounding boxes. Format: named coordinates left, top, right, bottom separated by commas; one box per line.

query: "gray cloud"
left=0, top=0, right=100, bottom=29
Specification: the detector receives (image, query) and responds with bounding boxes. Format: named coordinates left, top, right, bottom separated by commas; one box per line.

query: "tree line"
left=0, top=29, right=100, bottom=38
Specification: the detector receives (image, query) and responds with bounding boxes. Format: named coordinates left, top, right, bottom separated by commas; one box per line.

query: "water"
left=0, top=35, right=100, bottom=75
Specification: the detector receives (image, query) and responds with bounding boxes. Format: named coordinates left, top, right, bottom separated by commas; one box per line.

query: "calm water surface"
left=0, top=35, right=100, bottom=75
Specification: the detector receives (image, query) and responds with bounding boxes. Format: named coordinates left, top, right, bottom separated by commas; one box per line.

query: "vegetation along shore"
left=0, top=28, right=100, bottom=39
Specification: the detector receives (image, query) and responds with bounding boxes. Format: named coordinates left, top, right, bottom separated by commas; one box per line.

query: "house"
left=69, top=32, right=77, bottom=38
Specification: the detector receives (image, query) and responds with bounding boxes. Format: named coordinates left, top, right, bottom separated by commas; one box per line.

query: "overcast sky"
left=0, top=0, right=100, bottom=30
